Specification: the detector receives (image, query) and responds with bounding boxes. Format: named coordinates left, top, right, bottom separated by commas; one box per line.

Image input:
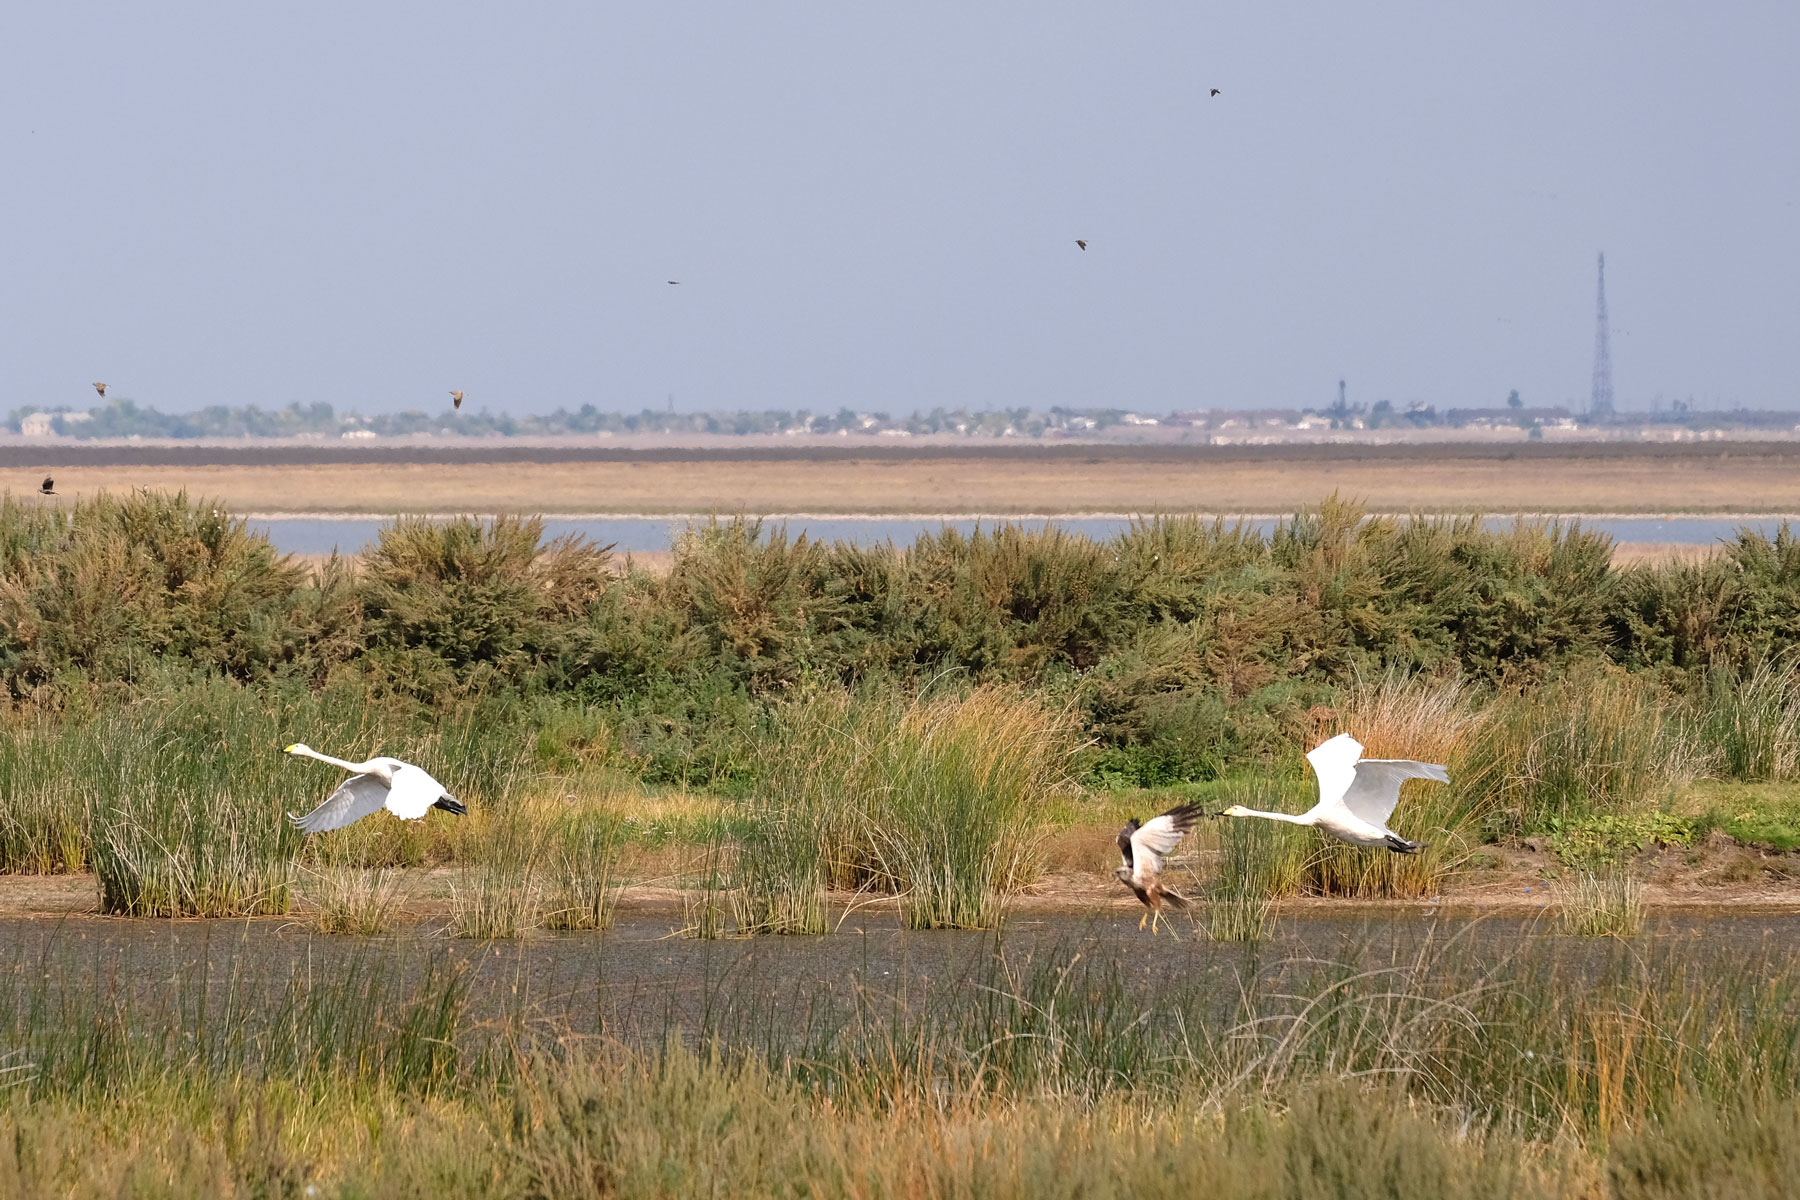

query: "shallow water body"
left=254, top=515, right=1793, bottom=555
left=6, top=909, right=1797, bottom=1047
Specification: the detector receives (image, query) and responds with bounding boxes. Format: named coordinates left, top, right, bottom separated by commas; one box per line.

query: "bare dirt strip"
left=7, top=440, right=1800, bottom=515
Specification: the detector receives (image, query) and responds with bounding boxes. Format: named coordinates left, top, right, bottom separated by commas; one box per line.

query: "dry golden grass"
left=18, top=452, right=1800, bottom=514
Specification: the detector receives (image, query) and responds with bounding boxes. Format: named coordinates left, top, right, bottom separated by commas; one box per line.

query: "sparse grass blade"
left=680, top=836, right=739, bottom=940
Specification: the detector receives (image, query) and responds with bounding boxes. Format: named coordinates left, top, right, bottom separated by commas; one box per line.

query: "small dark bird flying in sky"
left=92, top=382, right=107, bottom=397
left=667, top=280, right=680, bottom=285
left=1076, top=240, right=1087, bottom=251
left=449, top=390, right=464, bottom=409
left=1210, top=88, right=1221, bottom=96
left=39, top=476, right=56, bottom=496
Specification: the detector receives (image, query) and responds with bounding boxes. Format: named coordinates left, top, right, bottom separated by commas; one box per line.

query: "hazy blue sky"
left=4, top=3, right=1797, bottom=417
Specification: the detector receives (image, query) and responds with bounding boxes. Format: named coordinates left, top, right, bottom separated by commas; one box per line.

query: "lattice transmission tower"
left=1589, top=252, right=1615, bottom=416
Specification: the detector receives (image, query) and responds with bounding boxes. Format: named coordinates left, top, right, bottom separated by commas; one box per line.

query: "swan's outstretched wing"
left=1129, top=804, right=1201, bottom=886
left=1305, top=733, right=1365, bottom=814
left=1340, top=760, right=1449, bottom=828
left=384, top=765, right=449, bottom=820
left=289, top=773, right=389, bottom=833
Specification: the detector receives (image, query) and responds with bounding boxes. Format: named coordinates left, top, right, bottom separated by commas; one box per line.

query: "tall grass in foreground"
left=2, top=928, right=1799, bottom=1194
left=742, top=685, right=1079, bottom=931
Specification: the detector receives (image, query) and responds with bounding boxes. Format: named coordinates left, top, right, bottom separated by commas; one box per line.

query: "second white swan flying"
left=283, top=744, right=466, bottom=833
left=1216, top=732, right=1447, bottom=853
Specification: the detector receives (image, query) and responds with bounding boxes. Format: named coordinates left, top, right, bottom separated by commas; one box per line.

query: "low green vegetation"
left=5, top=491, right=1800, bottom=915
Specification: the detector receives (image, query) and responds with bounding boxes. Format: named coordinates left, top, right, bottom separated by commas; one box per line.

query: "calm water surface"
left=257, top=515, right=1796, bottom=555
left=7, top=910, right=1795, bottom=1045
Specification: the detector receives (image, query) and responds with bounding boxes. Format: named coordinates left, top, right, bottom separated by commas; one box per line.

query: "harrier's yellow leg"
left=1138, top=911, right=1149, bottom=931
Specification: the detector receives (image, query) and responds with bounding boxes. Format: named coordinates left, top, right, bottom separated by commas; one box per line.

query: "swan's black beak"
left=433, top=794, right=467, bottom=816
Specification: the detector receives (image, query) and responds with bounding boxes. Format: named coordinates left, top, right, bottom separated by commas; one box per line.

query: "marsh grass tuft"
left=1557, top=868, right=1647, bottom=937
left=304, top=864, right=407, bottom=935
left=1691, top=653, right=1800, bottom=781
left=1462, top=668, right=1697, bottom=838
left=1208, top=777, right=1314, bottom=903
left=89, top=785, right=297, bottom=918
left=540, top=798, right=627, bottom=932
left=0, top=720, right=94, bottom=874
left=1204, top=887, right=1275, bottom=943
left=449, top=809, right=544, bottom=939
left=742, top=685, right=1078, bottom=931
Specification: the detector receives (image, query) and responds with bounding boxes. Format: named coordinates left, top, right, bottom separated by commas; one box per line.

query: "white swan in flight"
left=1115, top=802, right=1203, bottom=932
left=1217, top=733, right=1447, bottom=853
left=283, top=744, right=466, bottom=833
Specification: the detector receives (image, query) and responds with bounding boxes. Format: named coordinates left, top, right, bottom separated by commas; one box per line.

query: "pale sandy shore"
left=11, top=444, right=1800, bottom=515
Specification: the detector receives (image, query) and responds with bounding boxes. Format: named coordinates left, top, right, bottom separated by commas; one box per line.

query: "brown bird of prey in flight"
left=92, top=382, right=107, bottom=397
left=1115, top=802, right=1203, bottom=933
left=1076, top=240, right=1087, bottom=250
left=39, top=476, right=57, bottom=496
left=450, top=391, right=464, bottom=409
left=1210, top=88, right=1221, bottom=96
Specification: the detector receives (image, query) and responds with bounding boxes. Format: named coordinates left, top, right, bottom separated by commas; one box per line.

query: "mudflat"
left=9, top=440, right=1800, bottom=515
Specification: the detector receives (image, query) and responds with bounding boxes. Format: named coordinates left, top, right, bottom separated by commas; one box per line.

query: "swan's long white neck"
left=291, top=746, right=383, bottom=776
left=1226, top=807, right=1315, bottom=826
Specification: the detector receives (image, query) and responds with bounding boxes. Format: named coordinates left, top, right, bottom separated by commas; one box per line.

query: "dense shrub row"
left=6, top=491, right=1800, bottom=781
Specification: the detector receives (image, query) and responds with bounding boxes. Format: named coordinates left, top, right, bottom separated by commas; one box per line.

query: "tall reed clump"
left=1460, top=668, right=1698, bottom=838
left=681, top=834, right=739, bottom=939
left=1308, top=670, right=1489, bottom=897
left=80, top=686, right=305, bottom=917
left=0, top=720, right=89, bottom=873
left=305, top=865, right=407, bottom=935
left=743, top=685, right=1078, bottom=931
left=1557, top=867, right=1647, bottom=937
left=541, top=798, right=628, bottom=932
left=734, top=694, right=860, bottom=935
left=1208, top=777, right=1314, bottom=915
left=449, top=807, right=544, bottom=938
left=1689, top=653, right=1800, bottom=781
left=734, top=789, right=829, bottom=935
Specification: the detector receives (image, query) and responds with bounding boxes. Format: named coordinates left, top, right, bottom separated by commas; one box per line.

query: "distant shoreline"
left=11, top=436, right=1800, bottom=470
